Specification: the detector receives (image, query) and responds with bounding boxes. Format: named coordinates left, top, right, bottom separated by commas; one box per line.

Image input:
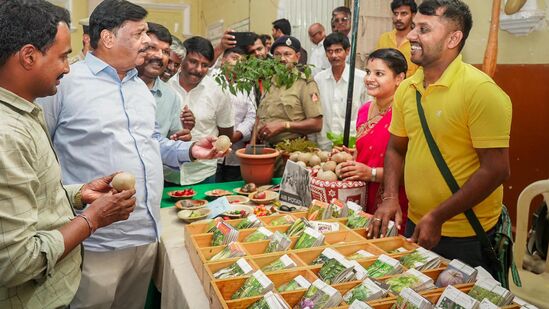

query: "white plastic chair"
left=511, top=179, right=549, bottom=308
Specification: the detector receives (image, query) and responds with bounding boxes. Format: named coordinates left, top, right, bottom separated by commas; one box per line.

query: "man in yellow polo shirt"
left=370, top=0, right=512, bottom=275
left=376, top=0, right=419, bottom=77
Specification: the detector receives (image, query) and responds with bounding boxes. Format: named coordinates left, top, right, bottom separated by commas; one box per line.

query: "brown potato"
left=214, top=135, right=231, bottom=152
left=112, top=172, right=136, bottom=191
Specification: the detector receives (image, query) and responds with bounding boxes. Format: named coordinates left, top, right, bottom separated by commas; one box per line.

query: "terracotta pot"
left=236, top=148, right=280, bottom=185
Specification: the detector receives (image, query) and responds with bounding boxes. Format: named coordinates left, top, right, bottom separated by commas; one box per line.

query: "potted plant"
left=214, top=56, right=313, bottom=185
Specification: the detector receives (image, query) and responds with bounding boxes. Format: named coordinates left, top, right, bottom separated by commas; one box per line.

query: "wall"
left=462, top=0, right=549, bottom=64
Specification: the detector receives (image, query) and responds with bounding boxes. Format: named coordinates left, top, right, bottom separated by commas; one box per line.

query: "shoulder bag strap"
left=415, top=90, right=498, bottom=262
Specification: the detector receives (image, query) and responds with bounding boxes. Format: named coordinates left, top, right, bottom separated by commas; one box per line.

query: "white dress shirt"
left=312, top=64, right=367, bottom=150
left=168, top=74, right=234, bottom=184
left=308, top=39, right=330, bottom=76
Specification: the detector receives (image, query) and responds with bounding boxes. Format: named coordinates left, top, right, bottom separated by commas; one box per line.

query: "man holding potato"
left=0, top=1, right=137, bottom=308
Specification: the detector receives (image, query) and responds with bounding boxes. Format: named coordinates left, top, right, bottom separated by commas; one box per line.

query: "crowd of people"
left=0, top=0, right=513, bottom=308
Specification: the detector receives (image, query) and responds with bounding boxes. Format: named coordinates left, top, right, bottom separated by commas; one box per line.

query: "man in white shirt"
left=313, top=32, right=367, bottom=151
left=308, top=23, right=330, bottom=76
left=213, top=47, right=256, bottom=182
left=168, top=36, right=234, bottom=185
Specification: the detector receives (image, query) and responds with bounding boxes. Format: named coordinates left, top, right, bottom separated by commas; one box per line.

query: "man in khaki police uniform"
left=257, top=35, right=323, bottom=148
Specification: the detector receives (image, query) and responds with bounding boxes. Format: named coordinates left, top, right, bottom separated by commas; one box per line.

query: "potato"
left=296, top=161, right=307, bottom=168
left=341, top=152, right=354, bottom=162
left=297, top=152, right=312, bottom=164
left=289, top=152, right=300, bottom=162
left=112, top=172, right=136, bottom=191
left=317, top=151, right=330, bottom=162
left=309, top=154, right=321, bottom=167
left=318, top=170, right=338, bottom=181
left=322, top=160, right=337, bottom=172
left=214, top=135, right=231, bottom=152
left=332, top=152, right=346, bottom=164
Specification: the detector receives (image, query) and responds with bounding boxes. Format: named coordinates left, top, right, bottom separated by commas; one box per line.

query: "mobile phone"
left=230, top=32, right=256, bottom=47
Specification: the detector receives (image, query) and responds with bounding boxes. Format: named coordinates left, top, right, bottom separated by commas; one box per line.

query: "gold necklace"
left=367, top=99, right=392, bottom=122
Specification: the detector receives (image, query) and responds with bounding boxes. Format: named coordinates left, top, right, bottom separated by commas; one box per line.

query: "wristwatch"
left=284, top=121, right=291, bottom=131
left=371, top=167, right=377, bottom=182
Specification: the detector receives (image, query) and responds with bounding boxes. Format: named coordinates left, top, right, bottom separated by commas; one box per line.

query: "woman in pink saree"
left=340, top=48, right=409, bottom=231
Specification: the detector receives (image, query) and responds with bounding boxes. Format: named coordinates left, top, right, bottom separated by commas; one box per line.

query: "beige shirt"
left=0, top=87, right=82, bottom=308
left=257, top=76, right=323, bottom=145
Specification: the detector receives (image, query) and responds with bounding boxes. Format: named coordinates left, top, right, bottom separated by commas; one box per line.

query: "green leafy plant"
left=327, top=132, right=356, bottom=148
left=214, top=56, right=313, bottom=97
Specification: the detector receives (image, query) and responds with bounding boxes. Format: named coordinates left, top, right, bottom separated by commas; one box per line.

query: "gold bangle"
left=381, top=194, right=397, bottom=201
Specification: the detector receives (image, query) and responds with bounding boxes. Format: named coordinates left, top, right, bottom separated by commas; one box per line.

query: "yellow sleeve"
left=300, top=79, right=323, bottom=119
left=389, top=84, right=408, bottom=137
left=467, top=81, right=512, bottom=148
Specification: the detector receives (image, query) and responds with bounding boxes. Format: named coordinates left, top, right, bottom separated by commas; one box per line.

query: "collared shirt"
left=38, top=52, right=191, bottom=251
left=168, top=74, right=234, bottom=185
left=312, top=64, right=367, bottom=150
left=151, top=77, right=182, bottom=137
left=210, top=70, right=257, bottom=167
left=257, top=75, right=323, bottom=145
left=0, top=87, right=82, bottom=308
left=390, top=55, right=511, bottom=237
left=308, top=39, right=330, bottom=76
left=376, top=29, right=419, bottom=78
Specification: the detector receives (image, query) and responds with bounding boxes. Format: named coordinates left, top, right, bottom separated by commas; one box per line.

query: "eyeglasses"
left=332, top=17, right=350, bottom=24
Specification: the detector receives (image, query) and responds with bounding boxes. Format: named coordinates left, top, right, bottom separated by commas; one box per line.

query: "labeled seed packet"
left=365, top=254, right=404, bottom=278
left=235, top=214, right=262, bottom=229
left=436, top=285, right=480, bottom=309
left=295, top=279, right=342, bottom=309
left=261, top=254, right=298, bottom=273
left=309, top=220, right=340, bottom=233
left=294, top=227, right=325, bottom=249
left=394, top=287, right=434, bottom=309
left=399, top=248, right=441, bottom=271
left=277, top=275, right=311, bottom=292
left=307, top=200, right=332, bottom=221
left=209, top=242, right=246, bottom=261
left=329, top=198, right=349, bottom=218
left=382, top=268, right=435, bottom=294
left=212, top=257, right=254, bottom=279
left=468, top=278, right=514, bottom=306
left=435, top=259, right=478, bottom=288
left=249, top=291, right=291, bottom=309
left=270, top=215, right=296, bottom=226
left=343, top=278, right=387, bottom=304
left=265, top=231, right=292, bottom=253
left=347, top=249, right=376, bottom=260
left=285, top=218, right=311, bottom=237
left=231, top=270, right=273, bottom=299
left=312, top=248, right=344, bottom=265
left=211, top=221, right=239, bottom=246
left=243, top=227, right=274, bottom=243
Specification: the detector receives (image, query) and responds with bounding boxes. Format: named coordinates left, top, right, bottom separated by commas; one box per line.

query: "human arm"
left=339, top=161, right=384, bottom=182
left=0, top=131, right=136, bottom=287
left=234, top=96, right=257, bottom=143
left=258, top=116, right=323, bottom=140
left=408, top=148, right=510, bottom=249
left=368, top=134, right=408, bottom=238
left=213, top=30, right=236, bottom=63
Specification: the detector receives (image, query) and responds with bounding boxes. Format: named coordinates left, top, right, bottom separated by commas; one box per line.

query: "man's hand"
left=339, top=161, right=372, bottom=181
left=80, top=173, right=117, bottom=204
left=258, top=121, right=285, bottom=140
left=191, top=136, right=230, bottom=160
left=219, top=29, right=237, bottom=51
left=367, top=198, right=402, bottom=238
left=170, top=128, right=192, bottom=141
left=83, top=189, right=137, bottom=229
left=408, top=212, right=442, bottom=249
left=180, top=105, right=195, bottom=130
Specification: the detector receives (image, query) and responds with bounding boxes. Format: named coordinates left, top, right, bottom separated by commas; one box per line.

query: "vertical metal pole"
left=343, top=0, right=360, bottom=147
